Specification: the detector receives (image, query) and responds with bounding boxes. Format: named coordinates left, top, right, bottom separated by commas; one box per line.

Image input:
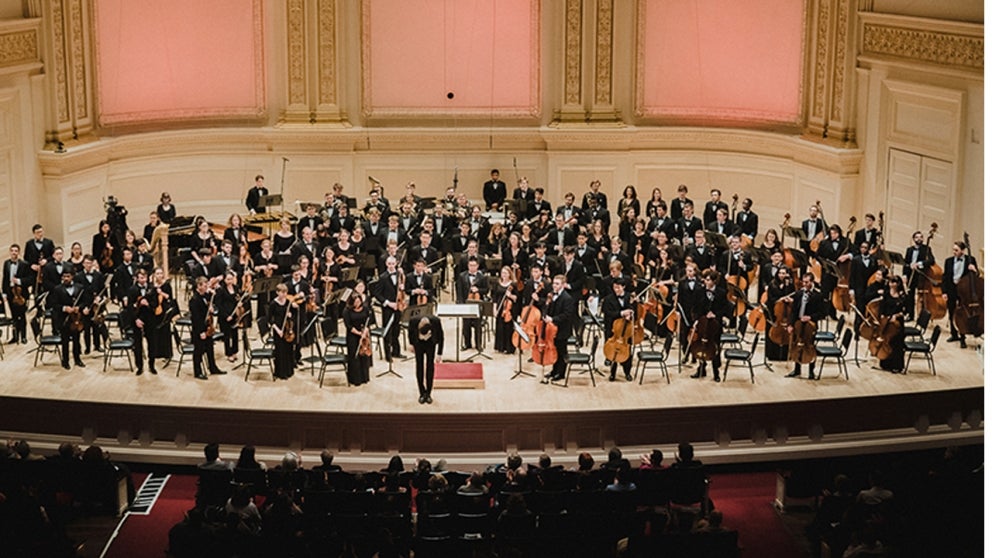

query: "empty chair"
left=815, top=314, right=846, bottom=347
left=902, top=308, right=931, bottom=342
left=558, top=335, right=599, bottom=387
left=815, top=328, right=854, bottom=380
left=903, top=325, right=941, bottom=375
left=722, top=332, right=760, bottom=383
left=172, top=326, right=196, bottom=377
left=241, top=329, right=274, bottom=381
left=102, top=321, right=135, bottom=373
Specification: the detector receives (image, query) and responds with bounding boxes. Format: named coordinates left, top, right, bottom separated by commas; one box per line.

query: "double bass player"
left=786, top=273, right=826, bottom=379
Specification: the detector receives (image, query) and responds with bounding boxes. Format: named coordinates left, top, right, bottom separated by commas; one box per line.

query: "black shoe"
left=94, top=346, right=103, bottom=352
left=394, top=352, right=407, bottom=359
left=210, top=369, right=227, bottom=375
left=425, top=395, right=433, bottom=404
left=84, top=348, right=90, bottom=355
left=948, top=335, right=961, bottom=342
left=136, top=368, right=143, bottom=376
left=786, top=371, right=800, bottom=378
left=690, top=371, right=703, bottom=379
left=195, top=373, right=208, bottom=380
left=609, top=375, right=616, bottom=382
left=20, top=337, right=27, bottom=344
left=149, top=368, right=157, bottom=375
left=808, top=373, right=816, bottom=380
left=713, top=375, right=720, bottom=383
left=419, top=395, right=426, bottom=404
left=960, top=341, right=967, bottom=349
left=61, top=362, right=70, bottom=370
left=625, top=373, right=633, bottom=382
left=74, top=360, right=86, bottom=368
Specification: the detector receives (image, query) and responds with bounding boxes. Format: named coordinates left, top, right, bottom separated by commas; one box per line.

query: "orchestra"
left=1, top=173, right=979, bottom=398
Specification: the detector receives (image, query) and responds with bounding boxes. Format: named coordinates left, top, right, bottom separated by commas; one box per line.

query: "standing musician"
left=800, top=205, right=826, bottom=256
left=223, top=213, right=249, bottom=254
left=902, top=230, right=935, bottom=321
left=363, top=209, right=385, bottom=261
left=214, top=270, right=244, bottom=363
left=405, top=259, right=435, bottom=305
left=189, top=218, right=218, bottom=260
left=23, top=224, right=55, bottom=298
left=285, top=262, right=313, bottom=364
left=41, top=247, right=68, bottom=307
left=483, top=169, right=507, bottom=211
left=677, top=265, right=703, bottom=362
left=540, top=274, right=575, bottom=384
left=375, top=256, right=405, bottom=361
left=617, top=185, right=640, bottom=220
left=706, top=208, right=738, bottom=237
left=676, top=202, right=704, bottom=246
left=492, top=266, right=518, bottom=355
left=581, top=195, right=611, bottom=236
left=604, top=236, right=632, bottom=276
left=815, top=225, right=852, bottom=319
left=245, top=175, right=268, bottom=214
left=648, top=203, right=677, bottom=242
left=343, top=293, right=373, bottom=386
left=734, top=197, right=759, bottom=243
left=702, top=189, right=729, bottom=229
left=3, top=244, right=29, bottom=344
left=603, top=279, right=637, bottom=382
left=849, top=242, right=879, bottom=331
left=296, top=204, right=322, bottom=239
left=877, top=275, right=907, bottom=373
left=759, top=250, right=787, bottom=301
left=407, top=231, right=438, bottom=275
left=252, top=239, right=279, bottom=324
left=456, top=257, right=489, bottom=351
left=92, top=220, right=118, bottom=274
left=722, top=235, right=753, bottom=335
left=786, top=273, right=825, bottom=379
left=685, top=230, right=715, bottom=271
left=581, top=180, right=609, bottom=213
left=126, top=268, right=158, bottom=375
left=853, top=213, right=881, bottom=251
left=547, top=214, right=577, bottom=257
left=410, top=316, right=444, bottom=404
left=364, top=189, right=390, bottom=218
left=148, top=267, right=174, bottom=365
left=111, top=247, right=137, bottom=303
left=268, top=283, right=298, bottom=380
left=669, top=184, right=693, bottom=225
left=293, top=227, right=321, bottom=266
left=331, top=229, right=357, bottom=268
left=942, top=240, right=979, bottom=349
left=556, top=192, right=581, bottom=228
left=328, top=203, right=357, bottom=236
left=764, top=266, right=795, bottom=362
left=689, top=269, right=730, bottom=382
left=189, top=276, right=225, bottom=380
left=513, top=177, right=535, bottom=203
left=51, top=266, right=90, bottom=370
left=76, top=255, right=105, bottom=354
left=561, top=246, right=586, bottom=300
left=527, top=189, right=552, bottom=221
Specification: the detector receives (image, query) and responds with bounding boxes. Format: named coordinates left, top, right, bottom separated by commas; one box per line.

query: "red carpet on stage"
left=434, top=362, right=485, bottom=389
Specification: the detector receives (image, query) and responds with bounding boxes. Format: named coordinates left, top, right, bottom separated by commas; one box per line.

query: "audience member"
left=314, top=449, right=342, bottom=472
left=235, top=445, right=266, bottom=471
left=640, top=449, right=664, bottom=469
left=671, top=442, right=703, bottom=468
left=199, top=443, right=233, bottom=471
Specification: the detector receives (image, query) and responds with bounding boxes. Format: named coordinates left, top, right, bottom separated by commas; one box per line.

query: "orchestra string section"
left=2, top=170, right=981, bottom=402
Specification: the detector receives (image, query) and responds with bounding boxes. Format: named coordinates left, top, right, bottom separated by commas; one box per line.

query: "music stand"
left=375, top=315, right=401, bottom=378
left=483, top=258, right=502, bottom=275
left=436, top=303, right=479, bottom=362
left=276, top=253, right=296, bottom=271
left=704, top=231, right=730, bottom=252
left=259, top=194, right=283, bottom=208
left=341, top=267, right=360, bottom=284
left=510, top=321, right=534, bottom=379
left=466, top=301, right=494, bottom=361
left=821, top=259, right=842, bottom=279
left=507, top=198, right=527, bottom=217
left=300, top=311, right=323, bottom=373
left=782, top=226, right=808, bottom=249
left=252, top=275, right=283, bottom=296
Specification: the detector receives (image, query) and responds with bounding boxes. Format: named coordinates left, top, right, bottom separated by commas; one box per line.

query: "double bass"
left=830, top=216, right=857, bottom=313
left=532, top=293, right=558, bottom=367
left=953, top=232, right=983, bottom=337
left=917, top=223, right=946, bottom=320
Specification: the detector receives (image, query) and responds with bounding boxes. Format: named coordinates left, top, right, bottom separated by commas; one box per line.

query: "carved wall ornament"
left=317, top=0, right=337, bottom=107
left=594, top=0, right=613, bottom=106
left=563, top=0, right=582, bottom=107
left=287, top=0, right=308, bottom=107
left=862, top=24, right=983, bottom=70
left=0, top=30, right=39, bottom=68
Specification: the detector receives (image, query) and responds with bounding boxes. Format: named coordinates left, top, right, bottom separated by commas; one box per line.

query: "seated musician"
left=686, top=229, right=714, bottom=271
left=455, top=239, right=482, bottom=277
left=364, top=189, right=390, bottom=217
left=706, top=208, right=738, bottom=237
left=548, top=214, right=577, bottom=257
left=676, top=202, right=703, bottom=246
left=582, top=195, right=611, bottom=236
left=456, top=257, right=489, bottom=351
left=398, top=202, right=419, bottom=236
left=272, top=217, right=297, bottom=257
left=603, top=279, right=637, bottom=382
left=332, top=230, right=357, bottom=268
left=786, top=273, right=826, bottom=379
left=605, top=236, right=632, bottom=276
left=407, top=231, right=438, bottom=274
left=296, top=204, right=321, bottom=239
left=689, top=269, right=730, bottom=382
left=529, top=242, right=552, bottom=279
left=648, top=203, right=677, bottom=242
left=734, top=197, right=759, bottom=243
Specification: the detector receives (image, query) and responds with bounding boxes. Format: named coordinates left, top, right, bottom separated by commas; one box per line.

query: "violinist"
left=285, top=261, right=314, bottom=364
left=23, top=224, right=55, bottom=297
left=849, top=242, right=880, bottom=331
left=343, top=292, right=373, bottom=386
left=685, top=229, right=714, bottom=271
left=92, top=220, right=118, bottom=274
left=215, top=239, right=240, bottom=278
left=688, top=269, right=730, bottom=381
left=148, top=267, right=174, bottom=364
left=734, top=197, right=759, bottom=243
left=456, top=257, right=490, bottom=351
left=675, top=201, right=704, bottom=246
left=51, top=266, right=90, bottom=370
left=556, top=192, right=581, bottom=228
left=853, top=213, right=880, bottom=251
left=648, top=203, right=677, bottom=242
left=603, top=280, right=637, bottom=382
left=469, top=205, right=491, bottom=240
left=877, top=276, right=907, bottom=373
left=188, top=278, right=223, bottom=381
left=332, top=229, right=357, bottom=268
left=942, top=241, right=978, bottom=349
left=126, top=268, right=157, bottom=375
left=816, top=225, right=852, bottom=319
left=764, top=266, right=795, bottom=361
left=605, top=236, right=632, bottom=276
left=492, top=266, right=518, bottom=354
left=189, top=218, right=218, bottom=261
left=296, top=204, right=322, bottom=239
left=190, top=248, right=224, bottom=284
left=215, top=271, right=242, bottom=363
left=502, top=231, right=529, bottom=276
left=483, top=169, right=507, bottom=211
left=786, top=273, right=825, bottom=379
left=408, top=231, right=439, bottom=275
left=541, top=274, right=575, bottom=383
left=374, top=256, right=405, bottom=361
left=548, top=214, right=577, bottom=257
left=76, top=256, right=105, bottom=354
left=224, top=213, right=249, bottom=254
left=405, top=258, right=434, bottom=305
left=902, top=231, right=935, bottom=321
left=268, top=283, right=298, bottom=380
left=3, top=244, right=29, bottom=344
left=252, top=238, right=279, bottom=324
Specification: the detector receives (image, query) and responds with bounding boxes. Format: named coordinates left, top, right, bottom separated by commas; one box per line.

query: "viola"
left=953, top=232, right=983, bottom=337
left=788, top=319, right=817, bottom=365
left=359, top=325, right=373, bottom=357
left=10, top=284, right=25, bottom=308
left=688, top=314, right=721, bottom=361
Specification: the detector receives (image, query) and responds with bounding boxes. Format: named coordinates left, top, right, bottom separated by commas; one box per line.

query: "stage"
left=0, top=317, right=983, bottom=466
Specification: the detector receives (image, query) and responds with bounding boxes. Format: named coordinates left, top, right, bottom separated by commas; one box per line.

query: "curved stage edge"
left=1, top=387, right=982, bottom=466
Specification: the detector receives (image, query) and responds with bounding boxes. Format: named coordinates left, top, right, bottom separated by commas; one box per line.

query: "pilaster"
left=281, top=0, right=347, bottom=125
left=804, top=0, right=858, bottom=146
left=41, top=0, right=95, bottom=145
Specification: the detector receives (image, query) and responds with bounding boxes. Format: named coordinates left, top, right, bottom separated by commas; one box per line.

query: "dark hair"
left=491, top=168, right=500, bottom=174
left=577, top=452, right=594, bottom=471
left=320, top=449, right=334, bottom=466
left=677, top=442, right=694, bottom=462
left=649, top=449, right=663, bottom=467
left=507, top=452, right=523, bottom=470
left=204, top=443, right=220, bottom=462
left=236, top=445, right=258, bottom=469
left=535, top=188, right=544, bottom=195
left=386, top=455, right=404, bottom=473
left=538, top=454, right=551, bottom=468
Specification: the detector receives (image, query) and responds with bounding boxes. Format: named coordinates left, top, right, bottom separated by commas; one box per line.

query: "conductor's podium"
left=434, top=362, right=485, bottom=389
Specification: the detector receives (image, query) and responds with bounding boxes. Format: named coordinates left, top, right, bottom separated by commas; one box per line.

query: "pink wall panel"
left=641, top=0, right=803, bottom=123
left=93, top=0, right=264, bottom=125
left=367, top=0, right=537, bottom=115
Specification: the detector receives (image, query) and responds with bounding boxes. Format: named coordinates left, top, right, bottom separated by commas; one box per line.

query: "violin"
left=154, top=287, right=168, bottom=316
left=204, top=288, right=218, bottom=338
left=100, top=242, right=114, bottom=270
left=788, top=319, right=817, bottom=365
left=67, top=288, right=86, bottom=334
left=953, top=232, right=983, bottom=337
left=917, top=223, right=947, bottom=320
left=10, top=284, right=25, bottom=309
left=688, top=314, right=721, bottom=361
left=281, top=302, right=295, bottom=343
left=359, top=314, right=373, bottom=357
left=500, top=285, right=514, bottom=323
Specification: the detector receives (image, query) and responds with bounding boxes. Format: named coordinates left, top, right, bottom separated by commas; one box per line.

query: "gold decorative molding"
left=829, top=0, right=849, bottom=123
left=286, top=0, right=308, bottom=109
left=0, top=26, right=39, bottom=69
left=49, top=0, right=69, bottom=124
left=862, top=23, right=983, bottom=70
left=807, top=0, right=830, bottom=135
left=593, top=0, right=612, bottom=106
left=316, top=0, right=336, bottom=107
left=563, top=0, right=582, bottom=107
left=68, top=0, right=88, bottom=121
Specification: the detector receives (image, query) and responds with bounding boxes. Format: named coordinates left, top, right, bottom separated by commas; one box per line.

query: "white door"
left=886, top=149, right=954, bottom=260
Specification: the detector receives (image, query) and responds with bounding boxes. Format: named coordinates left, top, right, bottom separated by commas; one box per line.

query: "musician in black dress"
left=285, top=263, right=314, bottom=364
left=942, top=240, right=979, bottom=348
left=189, top=276, right=225, bottom=380
left=786, top=273, right=826, bottom=379
left=214, top=271, right=243, bottom=363
left=148, top=267, right=174, bottom=365
left=764, top=266, right=794, bottom=361
left=409, top=316, right=444, bottom=404
left=3, top=244, right=30, bottom=343
left=456, top=257, right=490, bottom=350
left=343, top=293, right=373, bottom=386
left=92, top=220, right=118, bottom=274
left=541, top=275, right=575, bottom=383
left=245, top=175, right=268, bottom=214
left=603, top=279, right=637, bottom=381
left=492, top=266, right=518, bottom=354
left=849, top=242, right=879, bottom=332
left=156, top=192, right=177, bottom=224
left=877, top=275, right=907, bottom=373
left=689, top=269, right=730, bottom=382
left=268, top=283, right=297, bottom=380
left=51, top=266, right=90, bottom=370
left=125, top=268, right=157, bottom=375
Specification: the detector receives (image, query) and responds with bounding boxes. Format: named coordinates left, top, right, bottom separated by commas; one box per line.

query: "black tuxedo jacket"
left=483, top=180, right=507, bottom=208
left=456, top=271, right=490, bottom=303
left=545, top=290, right=575, bottom=340
left=602, top=291, right=636, bottom=331
left=692, top=286, right=731, bottom=322
left=703, top=201, right=729, bottom=227
left=734, top=211, right=758, bottom=239
left=942, top=255, right=978, bottom=301
left=23, top=237, right=55, bottom=267
left=3, top=258, right=29, bottom=298
left=51, top=281, right=91, bottom=331
left=790, top=288, right=826, bottom=322
left=409, top=315, right=444, bottom=354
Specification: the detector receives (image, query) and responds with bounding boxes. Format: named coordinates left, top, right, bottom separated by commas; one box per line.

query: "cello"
left=768, top=294, right=795, bottom=346
left=953, top=232, right=983, bottom=337
left=532, top=293, right=558, bottom=367
left=602, top=316, right=634, bottom=366
left=788, top=319, right=817, bottom=365
left=688, top=314, right=721, bottom=362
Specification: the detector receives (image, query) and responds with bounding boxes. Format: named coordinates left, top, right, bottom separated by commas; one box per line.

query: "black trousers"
left=610, top=356, right=633, bottom=378
left=414, top=342, right=438, bottom=396
left=220, top=321, right=239, bottom=357
left=60, top=327, right=81, bottom=364
left=551, top=337, right=568, bottom=379
left=382, top=308, right=401, bottom=357
left=83, top=317, right=103, bottom=351
left=10, top=303, right=26, bottom=341
left=193, top=335, right=218, bottom=375
left=131, top=325, right=155, bottom=371
left=462, top=318, right=482, bottom=348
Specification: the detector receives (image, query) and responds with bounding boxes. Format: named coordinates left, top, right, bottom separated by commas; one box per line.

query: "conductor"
left=409, top=316, right=444, bottom=404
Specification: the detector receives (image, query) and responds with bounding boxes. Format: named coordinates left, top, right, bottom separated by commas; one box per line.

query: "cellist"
left=786, top=273, right=825, bottom=379
left=942, top=241, right=979, bottom=349
left=677, top=263, right=704, bottom=362
left=603, top=279, right=637, bottom=382
left=689, top=269, right=730, bottom=382
left=721, top=235, right=752, bottom=336
left=540, top=275, right=575, bottom=383
left=877, top=276, right=907, bottom=373
left=815, top=225, right=852, bottom=320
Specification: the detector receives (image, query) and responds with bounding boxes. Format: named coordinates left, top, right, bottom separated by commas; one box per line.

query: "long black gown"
left=344, top=305, right=373, bottom=385
left=491, top=280, right=516, bottom=354
left=877, top=292, right=906, bottom=372
left=268, top=299, right=296, bottom=379
left=148, top=281, right=174, bottom=360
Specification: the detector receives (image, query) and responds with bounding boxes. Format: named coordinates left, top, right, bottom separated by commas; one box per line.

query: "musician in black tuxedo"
left=189, top=248, right=225, bottom=283
left=648, top=203, right=677, bottom=241
left=702, top=189, right=729, bottom=229
left=902, top=230, right=935, bottom=320
left=689, top=269, right=730, bottom=381
left=483, top=169, right=507, bottom=211
left=942, top=241, right=979, bottom=348
left=405, top=259, right=434, bottom=304
left=853, top=213, right=881, bottom=251
left=111, top=247, right=137, bottom=303
left=786, top=273, right=826, bottom=379
left=23, top=224, right=55, bottom=293
left=328, top=204, right=357, bottom=235
left=685, top=230, right=715, bottom=271
left=669, top=184, right=693, bottom=226
left=676, top=264, right=704, bottom=360
left=42, top=247, right=68, bottom=300
left=734, top=197, right=759, bottom=242
left=541, top=275, right=575, bottom=383
left=409, top=316, right=444, bottom=404
left=815, top=225, right=852, bottom=319
left=574, top=232, right=599, bottom=275
left=76, top=255, right=106, bottom=354
left=292, top=228, right=321, bottom=265
left=675, top=202, right=704, bottom=246
left=296, top=205, right=322, bottom=239
left=561, top=247, right=586, bottom=300
left=374, top=256, right=405, bottom=360
left=800, top=205, right=826, bottom=255
left=50, top=266, right=91, bottom=370
left=603, top=236, right=632, bottom=276
left=602, top=279, right=637, bottom=381
left=581, top=197, right=611, bottom=236
left=408, top=231, right=439, bottom=273
left=456, top=257, right=489, bottom=350
left=189, top=276, right=225, bottom=380
left=527, top=189, right=553, bottom=221
left=513, top=178, right=536, bottom=204
left=245, top=175, right=268, bottom=214
left=3, top=244, right=30, bottom=343
left=546, top=214, right=577, bottom=257
left=580, top=180, right=608, bottom=212
left=125, top=268, right=157, bottom=375
left=556, top=192, right=581, bottom=228
left=521, top=265, right=549, bottom=315
left=849, top=242, right=879, bottom=331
